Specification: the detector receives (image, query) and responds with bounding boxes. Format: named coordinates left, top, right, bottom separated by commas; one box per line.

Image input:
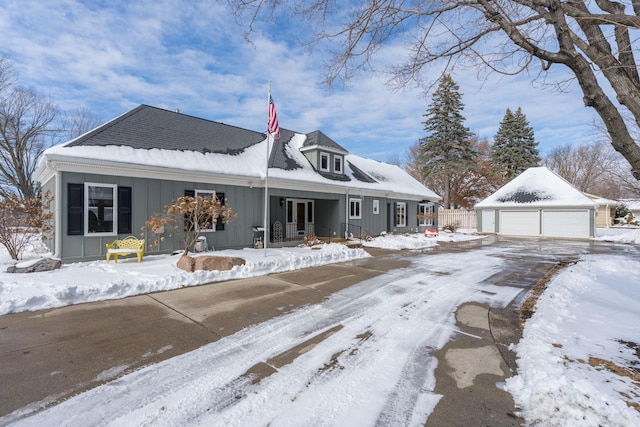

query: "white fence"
left=438, top=209, right=477, bottom=230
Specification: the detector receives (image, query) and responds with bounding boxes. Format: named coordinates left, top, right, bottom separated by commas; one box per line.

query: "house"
left=475, top=166, right=598, bottom=239
left=35, top=105, right=440, bottom=263
left=584, top=193, right=617, bottom=228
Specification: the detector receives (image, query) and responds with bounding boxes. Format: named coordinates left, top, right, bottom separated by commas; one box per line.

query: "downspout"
left=344, top=190, right=349, bottom=239
left=54, top=164, right=62, bottom=258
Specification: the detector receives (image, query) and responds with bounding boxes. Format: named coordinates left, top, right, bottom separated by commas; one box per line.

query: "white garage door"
left=500, top=210, right=540, bottom=236
left=542, top=210, right=590, bottom=238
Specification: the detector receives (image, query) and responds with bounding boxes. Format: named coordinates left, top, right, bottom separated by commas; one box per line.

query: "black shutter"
left=215, top=192, right=225, bottom=231
left=118, top=186, right=132, bottom=234
left=393, top=202, right=398, bottom=226
left=184, top=190, right=195, bottom=231
left=67, top=183, right=84, bottom=235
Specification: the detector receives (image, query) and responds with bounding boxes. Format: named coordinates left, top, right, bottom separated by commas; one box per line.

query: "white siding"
left=542, top=210, right=590, bottom=238
left=500, top=210, right=540, bottom=236
left=481, top=209, right=495, bottom=233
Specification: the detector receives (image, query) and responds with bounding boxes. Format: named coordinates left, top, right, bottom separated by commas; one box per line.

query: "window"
left=373, top=199, right=379, bottom=215
left=320, top=153, right=329, bottom=171
left=396, top=202, right=407, bottom=227
left=195, top=189, right=216, bottom=232
left=349, top=198, right=362, bottom=219
left=334, top=155, right=343, bottom=173
left=68, top=183, right=131, bottom=236
left=85, top=183, right=117, bottom=235
left=418, top=203, right=433, bottom=226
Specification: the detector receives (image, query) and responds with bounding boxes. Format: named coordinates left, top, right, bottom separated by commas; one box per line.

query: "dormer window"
left=334, top=155, right=343, bottom=173
left=320, top=152, right=330, bottom=171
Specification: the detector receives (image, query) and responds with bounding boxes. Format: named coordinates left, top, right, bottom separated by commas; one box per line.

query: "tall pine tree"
left=419, top=74, right=476, bottom=208
left=491, top=107, right=541, bottom=182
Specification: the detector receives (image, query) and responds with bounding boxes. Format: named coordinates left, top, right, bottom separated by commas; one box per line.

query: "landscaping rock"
left=176, top=255, right=246, bottom=273
left=176, top=255, right=195, bottom=273
left=6, top=258, right=62, bottom=274
left=194, top=255, right=245, bottom=272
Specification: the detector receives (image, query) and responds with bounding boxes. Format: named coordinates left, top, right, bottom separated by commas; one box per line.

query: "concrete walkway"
left=0, top=239, right=578, bottom=424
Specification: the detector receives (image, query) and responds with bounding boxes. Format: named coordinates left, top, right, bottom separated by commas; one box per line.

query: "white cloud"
left=0, top=0, right=603, bottom=162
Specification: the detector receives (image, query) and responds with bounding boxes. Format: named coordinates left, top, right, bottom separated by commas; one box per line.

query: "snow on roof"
left=38, top=105, right=440, bottom=201
left=620, top=199, right=640, bottom=210
left=475, top=166, right=598, bottom=209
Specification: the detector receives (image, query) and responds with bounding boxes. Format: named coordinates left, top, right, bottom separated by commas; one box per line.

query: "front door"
left=286, top=198, right=314, bottom=238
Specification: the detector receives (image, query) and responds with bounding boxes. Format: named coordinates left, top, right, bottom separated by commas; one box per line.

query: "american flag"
left=268, top=95, right=280, bottom=139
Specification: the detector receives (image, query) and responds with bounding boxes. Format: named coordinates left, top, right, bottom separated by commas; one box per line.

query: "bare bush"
left=142, top=195, right=237, bottom=256
left=0, top=191, right=53, bottom=260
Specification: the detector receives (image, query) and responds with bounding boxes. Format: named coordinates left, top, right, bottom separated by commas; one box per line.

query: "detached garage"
left=475, top=167, right=598, bottom=239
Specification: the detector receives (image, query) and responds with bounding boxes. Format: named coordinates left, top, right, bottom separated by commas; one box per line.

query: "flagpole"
left=264, top=81, right=271, bottom=256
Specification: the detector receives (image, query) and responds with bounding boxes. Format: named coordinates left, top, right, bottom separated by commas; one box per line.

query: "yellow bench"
left=106, top=236, right=145, bottom=263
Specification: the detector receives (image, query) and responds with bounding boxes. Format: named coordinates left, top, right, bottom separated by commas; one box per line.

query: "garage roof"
left=475, top=166, right=598, bottom=209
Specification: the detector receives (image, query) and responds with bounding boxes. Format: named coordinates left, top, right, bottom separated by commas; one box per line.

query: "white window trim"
left=320, top=152, right=330, bottom=172
left=333, top=154, right=343, bottom=174
left=373, top=199, right=379, bottom=215
left=349, top=198, right=362, bottom=219
left=396, top=202, right=407, bottom=227
left=84, top=182, right=117, bottom=236
left=195, top=189, right=217, bottom=232
left=419, top=203, right=433, bottom=226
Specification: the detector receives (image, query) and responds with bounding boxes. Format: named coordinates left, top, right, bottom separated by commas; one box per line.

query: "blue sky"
left=1, top=0, right=599, bottom=162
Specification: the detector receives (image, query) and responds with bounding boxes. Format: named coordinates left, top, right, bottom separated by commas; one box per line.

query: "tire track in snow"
left=12, top=247, right=515, bottom=427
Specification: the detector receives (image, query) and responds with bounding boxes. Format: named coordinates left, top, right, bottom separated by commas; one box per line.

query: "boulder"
left=176, top=255, right=195, bottom=273
left=176, top=255, right=246, bottom=272
left=194, top=255, right=245, bottom=272
left=6, top=257, right=62, bottom=274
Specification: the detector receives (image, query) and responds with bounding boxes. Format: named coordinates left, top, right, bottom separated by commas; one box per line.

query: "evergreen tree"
left=491, top=107, right=541, bottom=182
left=419, top=74, right=476, bottom=208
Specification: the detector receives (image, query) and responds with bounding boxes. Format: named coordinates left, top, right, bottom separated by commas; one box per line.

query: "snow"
left=596, top=227, right=640, bottom=244
left=40, top=131, right=440, bottom=201
left=475, top=166, right=598, bottom=208
left=1, top=229, right=640, bottom=426
left=505, top=256, right=640, bottom=426
left=0, top=231, right=479, bottom=316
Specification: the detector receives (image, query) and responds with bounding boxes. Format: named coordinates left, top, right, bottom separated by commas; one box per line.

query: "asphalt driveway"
left=0, top=236, right=632, bottom=425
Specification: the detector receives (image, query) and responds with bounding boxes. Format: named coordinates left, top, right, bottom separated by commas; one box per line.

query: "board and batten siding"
left=56, top=171, right=263, bottom=262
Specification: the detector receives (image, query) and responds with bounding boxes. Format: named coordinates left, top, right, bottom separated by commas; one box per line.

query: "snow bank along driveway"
left=9, top=245, right=523, bottom=426
left=5, top=238, right=640, bottom=426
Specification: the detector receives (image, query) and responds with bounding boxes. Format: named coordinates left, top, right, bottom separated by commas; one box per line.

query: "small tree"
left=143, top=195, right=237, bottom=256
left=0, top=191, right=53, bottom=260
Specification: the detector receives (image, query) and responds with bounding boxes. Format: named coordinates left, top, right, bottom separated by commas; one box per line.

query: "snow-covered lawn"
left=1, top=228, right=639, bottom=426
left=0, top=230, right=471, bottom=316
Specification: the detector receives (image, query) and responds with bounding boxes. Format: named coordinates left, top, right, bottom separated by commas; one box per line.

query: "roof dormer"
left=300, top=130, right=349, bottom=178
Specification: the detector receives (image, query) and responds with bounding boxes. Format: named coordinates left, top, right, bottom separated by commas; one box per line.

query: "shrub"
left=442, top=222, right=458, bottom=232
left=0, top=192, right=53, bottom=260
left=142, top=195, right=237, bottom=256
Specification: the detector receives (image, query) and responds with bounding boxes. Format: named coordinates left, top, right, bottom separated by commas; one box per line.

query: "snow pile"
left=362, top=230, right=483, bottom=249
left=596, top=227, right=640, bottom=244
left=0, top=243, right=370, bottom=316
left=0, top=232, right=481, bottom=316
left=506, top=256, right=640, bottom=425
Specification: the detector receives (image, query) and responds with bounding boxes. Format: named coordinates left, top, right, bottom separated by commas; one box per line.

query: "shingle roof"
left=67, top=105, right=265, bottom=155
left=42, top=104, right=440, bottom=201
left=302, top=130, right=349, bottom=154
